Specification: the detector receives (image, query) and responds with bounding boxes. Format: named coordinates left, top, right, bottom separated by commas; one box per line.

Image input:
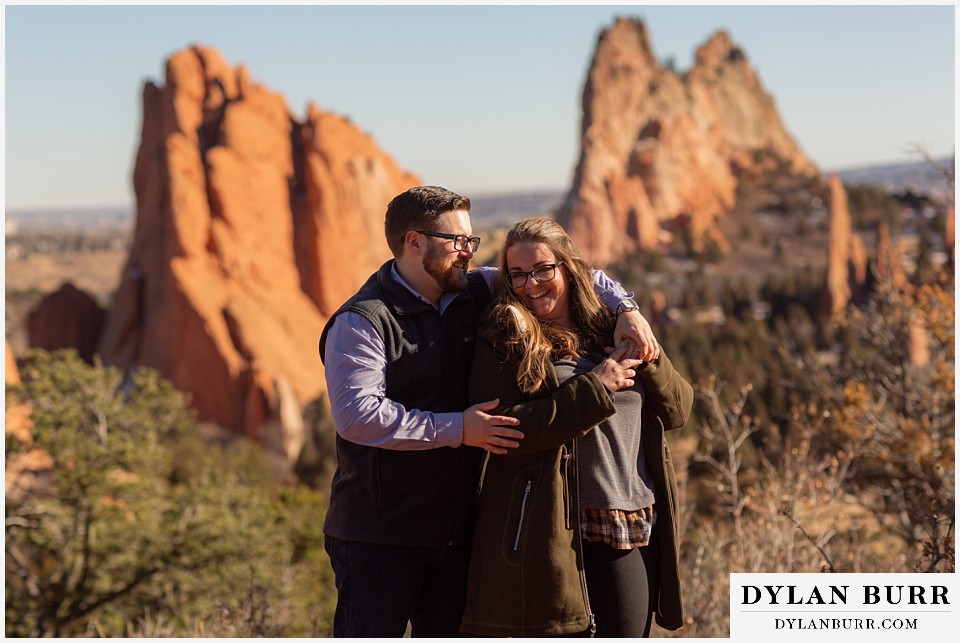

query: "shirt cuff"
left=435, top=411, right=466, bottom=447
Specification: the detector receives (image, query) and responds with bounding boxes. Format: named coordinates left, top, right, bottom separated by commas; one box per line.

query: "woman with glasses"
left=459, top=218, right=693, bottom=637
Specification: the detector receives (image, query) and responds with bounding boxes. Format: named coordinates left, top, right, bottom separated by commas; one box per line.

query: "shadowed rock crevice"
left=290, top=119, right=321, bottom=306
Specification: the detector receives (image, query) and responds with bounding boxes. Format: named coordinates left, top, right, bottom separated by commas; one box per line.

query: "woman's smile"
left=506, top=241, right=573, bottom=328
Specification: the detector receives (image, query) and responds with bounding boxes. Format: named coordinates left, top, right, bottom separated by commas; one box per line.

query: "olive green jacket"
left=460, top=338, right=693, bottom=636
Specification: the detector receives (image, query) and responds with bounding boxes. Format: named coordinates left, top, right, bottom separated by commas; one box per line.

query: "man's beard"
left=423, top=244, right=468, bottom=293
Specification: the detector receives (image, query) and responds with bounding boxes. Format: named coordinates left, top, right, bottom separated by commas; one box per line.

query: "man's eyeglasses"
left=506, top=263, right=563, bottom=289
left=416, top=230, right=481, bottom=254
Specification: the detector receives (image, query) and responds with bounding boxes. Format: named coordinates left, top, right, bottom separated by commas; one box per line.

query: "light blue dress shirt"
left=322, top=263, right=631, bottom=450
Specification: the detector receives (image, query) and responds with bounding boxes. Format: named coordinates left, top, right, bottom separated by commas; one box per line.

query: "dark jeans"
left=583, top=538, right=658, bottom=637
left=323, top=535, right=471, bottom=637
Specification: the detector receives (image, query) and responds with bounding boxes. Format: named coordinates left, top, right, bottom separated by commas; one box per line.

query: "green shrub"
left=5, top=350, right=335, bottom=636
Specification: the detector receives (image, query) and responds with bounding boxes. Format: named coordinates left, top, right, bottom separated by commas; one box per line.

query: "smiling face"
left=505, top=241, right=573, bottom=328
left=421, top=209, right=473, bottom=294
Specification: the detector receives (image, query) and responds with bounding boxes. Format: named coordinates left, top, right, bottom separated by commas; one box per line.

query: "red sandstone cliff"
left=96, top=46, right=418, bottom=457
left=558, top=18, right=818, bottom=266
left=295, top=105, right=419, bottom=316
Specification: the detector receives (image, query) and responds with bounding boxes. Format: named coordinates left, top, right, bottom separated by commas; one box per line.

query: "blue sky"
left=3, top=3, right=956, bottom=211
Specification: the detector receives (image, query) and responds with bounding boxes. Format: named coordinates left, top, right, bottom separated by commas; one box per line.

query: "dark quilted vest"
left=318, top=261, right=491, bottom=546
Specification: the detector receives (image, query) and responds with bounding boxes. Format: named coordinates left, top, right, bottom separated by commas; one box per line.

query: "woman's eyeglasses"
left=416, top=230, right=481, bottom=254
left=506, top=263, right=563, bottom=289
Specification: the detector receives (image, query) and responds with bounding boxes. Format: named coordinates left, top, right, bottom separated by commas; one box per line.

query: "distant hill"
left=4, top=206, right=132, bottom=236
left=4, top=157, right=953, bottom=235
left=832, top=156, right=954, bottom=201
left=468, top=189, right=565, bottom=226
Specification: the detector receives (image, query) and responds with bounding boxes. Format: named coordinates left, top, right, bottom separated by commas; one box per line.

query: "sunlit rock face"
left=295, top=104, right=420, bottom=318
left=825, top=173, right=869, bottom=320
left=558, top=18, right=817, bottom=267
left=97, top=46, right=418, bottom=455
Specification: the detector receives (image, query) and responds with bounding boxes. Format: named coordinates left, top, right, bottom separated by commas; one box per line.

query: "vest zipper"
left=513, top=479, right=533, bottom=551
left=572, top=439, right=596, bottom=636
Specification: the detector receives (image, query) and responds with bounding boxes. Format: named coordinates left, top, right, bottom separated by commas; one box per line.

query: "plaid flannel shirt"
left=579, top=505, right=656, bottom=549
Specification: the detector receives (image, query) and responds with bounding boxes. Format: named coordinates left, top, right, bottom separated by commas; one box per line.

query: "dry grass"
left=652, top=381, right=912, bottom=639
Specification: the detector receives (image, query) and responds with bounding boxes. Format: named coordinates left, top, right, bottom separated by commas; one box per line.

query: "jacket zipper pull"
left=561, top=447, right=572, bottom=529
left=513, top=479, right=533, bottom=551
left=589, top=613, right=596, bottom=637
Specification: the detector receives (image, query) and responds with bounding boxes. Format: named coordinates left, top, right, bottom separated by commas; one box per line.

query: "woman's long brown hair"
left=482, top=217, right=614, bottom=394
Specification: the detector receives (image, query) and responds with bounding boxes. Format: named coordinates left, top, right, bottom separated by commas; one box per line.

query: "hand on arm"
left=593, top=344, right=644, bottom=392
left=324, top=313, right=466, bottom=450
left=462, top=399, right=523, bottom=455
left=614, top=309, right=660, bottom=362
left=591, top=269, right=660, bottom=361
left=469, top=339, right=617, bottom=455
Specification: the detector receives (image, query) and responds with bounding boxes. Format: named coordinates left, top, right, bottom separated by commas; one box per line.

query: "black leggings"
left=582, top=538, right=658, bottom=637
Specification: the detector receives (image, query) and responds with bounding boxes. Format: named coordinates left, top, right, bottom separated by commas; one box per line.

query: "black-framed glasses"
left=506, top=263, right=563, bottom=289
left=416, top=230, right=481, bottom=253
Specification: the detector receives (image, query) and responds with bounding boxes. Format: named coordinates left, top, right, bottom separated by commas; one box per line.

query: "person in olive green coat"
left=460, top=218, right=694, bottom=637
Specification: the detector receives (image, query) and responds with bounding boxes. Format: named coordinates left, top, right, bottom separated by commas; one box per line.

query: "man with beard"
left=318, top=186, right=659, bottom=637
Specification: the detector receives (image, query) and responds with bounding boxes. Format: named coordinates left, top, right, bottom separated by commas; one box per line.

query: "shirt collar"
left=389, top=261, right=462, bottom=315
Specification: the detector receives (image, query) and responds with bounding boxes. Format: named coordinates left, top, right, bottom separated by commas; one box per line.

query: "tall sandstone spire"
left=825, top=173, right=869, bottom=320
left=558, top=18, right=817, bottom=267
left=97, top=46, right=418, bottom=457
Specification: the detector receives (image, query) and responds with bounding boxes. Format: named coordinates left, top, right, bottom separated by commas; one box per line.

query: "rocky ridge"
left=93, top=46, right=417, bottom=460
left=558, top=18, right=817, bottom=267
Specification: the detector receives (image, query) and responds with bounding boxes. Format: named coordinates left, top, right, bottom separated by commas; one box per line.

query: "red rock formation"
left=5, top=341, right=53, bottom=504
left=4, top=341, right=30, bottom=445
left=97, top=46, right=417, bottom=457
left=295, top=105, right=419, bottom=317
left=875, top=223, right=910, bottom=293
left=27, top=282, right=106, bottom=363
left=6, top=341, right=20, bottom=387
left=908, top=317, right=931, bottom=367
left=558, top=18, right=817, bottom=266
left=826, top=174, right=869, bottom=319
left=4, top=341, right=32, bottom=446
